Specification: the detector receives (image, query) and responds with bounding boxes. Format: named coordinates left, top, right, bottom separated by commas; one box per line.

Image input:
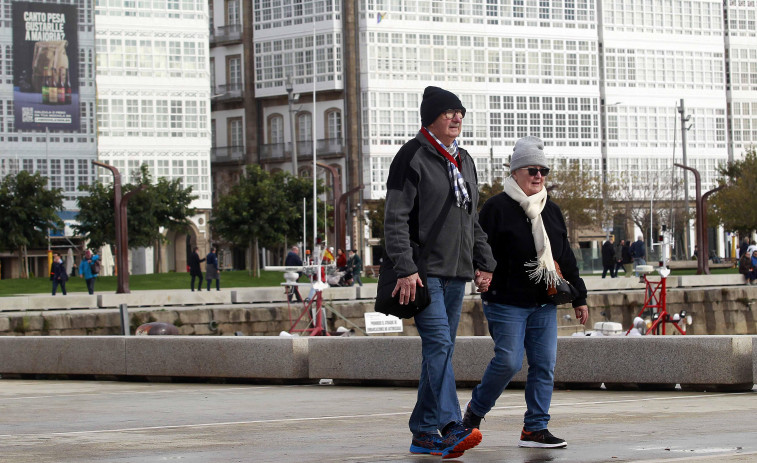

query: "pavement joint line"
left=0, top=391, right=752, bottom=440
left=0, top=385, right=275, bottom=401
left=541, top=391, right=755, bottom=409
left=639, top=450, right=757, bottom=462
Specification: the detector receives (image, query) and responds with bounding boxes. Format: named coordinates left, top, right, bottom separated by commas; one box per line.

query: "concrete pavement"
left=1, top=379, right=755, bottom=462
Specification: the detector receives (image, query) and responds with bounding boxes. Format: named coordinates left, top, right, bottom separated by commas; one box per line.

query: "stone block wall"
left=2, top=286, right=756, bottom=337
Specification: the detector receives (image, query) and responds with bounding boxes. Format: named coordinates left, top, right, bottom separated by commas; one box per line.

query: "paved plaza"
left=0, top=379, right=755, bottom=462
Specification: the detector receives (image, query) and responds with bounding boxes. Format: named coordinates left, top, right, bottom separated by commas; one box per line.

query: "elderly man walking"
left=384, top=86, right=496, bottom=459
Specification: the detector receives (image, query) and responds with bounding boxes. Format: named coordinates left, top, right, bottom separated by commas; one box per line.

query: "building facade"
left=0, top=0, right=96, bottom=278
left=0, top=0, right=213, bottom=278
left=94, top=0, right=213, bottom=273
left=229, top=0, right=756, bottom=264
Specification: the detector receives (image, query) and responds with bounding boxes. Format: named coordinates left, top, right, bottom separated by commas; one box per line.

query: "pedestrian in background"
left=336, top=248, right=347, bottom=270
left=622, top=239, right=633, bottom=277
left=188, top=247, right=205, bottom=291
left=739, top=238, right=749, bottom=258
left=739, top=245, right=757, bottom=285
left=79, top=250, right=100, bottom=295
left=347, top=249, right=363, bottom=286
left=205, top=247, right=220, bottom=291
left=601, top=235, right=616, bottom=278
left=614, top=239, right=625, bottom=276
left=384, top=86, right=495, bottom=458
left=630, top=235, right=646, bottom=277
left=50, top=253, right=68, bottom=296
left=285, top=245, right=303, bottom=303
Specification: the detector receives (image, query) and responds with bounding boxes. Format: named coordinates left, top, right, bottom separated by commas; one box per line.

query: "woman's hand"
left=574, top=305, right=589, bottom=325
left=474, top=269, right=492, bottom=292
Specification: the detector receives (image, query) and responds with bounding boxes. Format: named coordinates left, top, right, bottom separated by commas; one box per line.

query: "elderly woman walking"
left=463, top=136, right=589, bottom=448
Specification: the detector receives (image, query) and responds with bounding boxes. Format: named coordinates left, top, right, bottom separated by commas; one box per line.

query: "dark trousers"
left=287, top=286, right=302, bottom=302
left=207, top=278, right=220, bottom=291
left=602, top=265, right=616, bottom=278
left=191, top=273, right=203, bottom=291
left=614, top=261, right=625, bottom=275
left=85, top=278, right=95, bottom=295
left=52, top=279, right=67, bottom=295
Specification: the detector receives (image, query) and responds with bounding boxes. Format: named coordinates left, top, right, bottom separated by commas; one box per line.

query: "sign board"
left=364, top=312, right=403, bottom=334
left=12, top=1, right=80, bottom=131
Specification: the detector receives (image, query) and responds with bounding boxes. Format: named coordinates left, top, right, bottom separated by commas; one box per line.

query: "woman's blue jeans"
left=469, top=301, right=558, bottom=432
left=409, top=277, right=467, bottom=435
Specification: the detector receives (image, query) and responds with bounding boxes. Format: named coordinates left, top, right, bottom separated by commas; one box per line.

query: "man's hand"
left=392, top=272, right=423, bottom=305
left=474, top=269, right=493, bottom=293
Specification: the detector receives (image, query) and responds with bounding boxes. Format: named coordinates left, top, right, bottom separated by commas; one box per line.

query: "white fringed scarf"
left=503, top=176, right=561, bottom=288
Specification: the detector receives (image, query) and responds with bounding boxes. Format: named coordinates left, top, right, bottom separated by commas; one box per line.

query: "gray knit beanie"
left=510, top=136, right=549, bottom=172
left=420, top=86, right=465, bottom=127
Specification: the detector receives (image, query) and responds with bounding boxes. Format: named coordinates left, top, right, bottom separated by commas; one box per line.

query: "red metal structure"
left=625, top=274, right=687, bottom=335
left=287, top=284, right=330, bottom=336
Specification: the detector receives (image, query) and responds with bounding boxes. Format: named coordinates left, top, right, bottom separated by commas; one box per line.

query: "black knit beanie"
left=420, top=86, right=465, bottom=127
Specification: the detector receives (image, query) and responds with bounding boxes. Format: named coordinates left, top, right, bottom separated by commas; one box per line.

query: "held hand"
left=474, top=269, right=493, bottom=293
left=391, top=272, right=423, bottom=305
left=574, top=305, right=589, bottom=325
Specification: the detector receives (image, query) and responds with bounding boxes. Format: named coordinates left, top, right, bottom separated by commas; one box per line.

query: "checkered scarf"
left=425, top=130, right=471, bottom=210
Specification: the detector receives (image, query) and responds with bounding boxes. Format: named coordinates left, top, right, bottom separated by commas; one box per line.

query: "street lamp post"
left=600, top=100, right=620, bottom=239
left=678, top=99, right=692, bottom=258
left=674, top=163, right=711, bottom=275
left=285, top=75, right=298, bottom=176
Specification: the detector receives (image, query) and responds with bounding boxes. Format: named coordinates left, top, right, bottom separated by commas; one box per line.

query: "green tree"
left=478, top=178, right=504, bottom=212
left=611, top=169, right=679, bottom=242
left=547, top=161, right=604, bottom=243
left=211, top=165, right=325, bottom=276
left=710, top=147, right=757, bottom=235
left=0, top=171, right=63, bottom=278
left=75, top=165, right=197, bottom=251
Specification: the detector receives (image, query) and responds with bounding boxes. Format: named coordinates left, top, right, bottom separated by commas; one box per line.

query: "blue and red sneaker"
left=438, top=422, right=482, bottom=458
left=409, top=432, right=464, bottom=459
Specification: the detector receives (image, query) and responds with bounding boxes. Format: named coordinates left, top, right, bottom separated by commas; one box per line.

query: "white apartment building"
left=0, top=0, right=97, bottom=210
left=0, top=0, right=96, bottom=278
left=95, top=1, right=213, bottom=272
left=243, top=0, right=756, bottom=260
left=725, top=0, right=757, bottom=159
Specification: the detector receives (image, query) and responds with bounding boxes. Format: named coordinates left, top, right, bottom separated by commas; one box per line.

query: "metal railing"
left=212, top=83, right=243, bottom=101
left=210, top=23, right=242, bottom=44
left=211, top=145, right=245, bottom=163
left=259, top=138, right=344, bottom=161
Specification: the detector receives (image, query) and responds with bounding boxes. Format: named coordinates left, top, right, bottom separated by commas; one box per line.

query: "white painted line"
left=497, top=391, right=753, bottom=411
left=0, top=385, right=275, bottom=401
left=0, top=391, right=751, bottom=440
left=0, top=412, right=412, bottom=439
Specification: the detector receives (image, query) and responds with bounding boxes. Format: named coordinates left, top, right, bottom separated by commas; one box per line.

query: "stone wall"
left=2, top=286, right=756, bottom=337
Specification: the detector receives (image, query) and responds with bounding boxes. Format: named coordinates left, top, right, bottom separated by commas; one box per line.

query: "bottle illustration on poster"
left=11, top=2, right=80, bottom=131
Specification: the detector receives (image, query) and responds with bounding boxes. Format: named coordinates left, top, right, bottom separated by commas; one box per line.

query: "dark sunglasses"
left=523, top=167, right=550, bottom=177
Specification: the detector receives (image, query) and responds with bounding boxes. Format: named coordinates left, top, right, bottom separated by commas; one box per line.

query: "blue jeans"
left=469, top=301, right=557, bottom=432
left=409, top=277, right=467, bottom=435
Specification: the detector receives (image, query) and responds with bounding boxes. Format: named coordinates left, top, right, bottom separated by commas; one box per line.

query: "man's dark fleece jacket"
left=384, top=132, right=496, bottom=279
left=478, top=192, right=587, bottom=308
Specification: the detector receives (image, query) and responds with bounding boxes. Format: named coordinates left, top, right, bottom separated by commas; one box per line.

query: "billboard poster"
left=12, top=2, right=79, bottom=132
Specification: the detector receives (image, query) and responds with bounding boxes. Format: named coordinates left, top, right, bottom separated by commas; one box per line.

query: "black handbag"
left=375, top=194, right=454, bottom=319
left=547, top=260, right=580, bottom=305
